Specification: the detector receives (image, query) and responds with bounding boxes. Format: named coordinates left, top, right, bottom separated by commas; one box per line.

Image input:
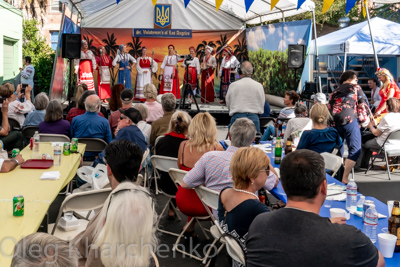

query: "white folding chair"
left=39, top=134, right=70, bottom=142
left=223, top=235, right=246, bottom=265
left=139, top=148, right=150, bottom=187
left=151, top=158, right=182, bottom=236
left=48, top=188, right=111, bottom=240
left=169, top=169, right=212, bottom=262
left=321, top=152, right=342, bottom=177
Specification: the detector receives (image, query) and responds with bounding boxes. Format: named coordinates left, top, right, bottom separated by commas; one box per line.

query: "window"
left=50, top=31, right=59, bottom=50
left=3, top=39, right=15, bottom=80
left=50, top=0, right=62, bottom=13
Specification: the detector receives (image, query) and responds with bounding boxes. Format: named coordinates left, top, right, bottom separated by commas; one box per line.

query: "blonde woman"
left=134, top=103, right=152, bottom=147
left=218, top=147, right=271, bottom=267
left=374, top=68, right=400, bottom=117
left=143, top=83, right=163, bottom=122
left=297, top=103, right=343, bottom=155
left=175, top=112, right=223, bottom=237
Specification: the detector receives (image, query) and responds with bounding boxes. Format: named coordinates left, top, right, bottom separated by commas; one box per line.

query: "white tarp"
left=372, top=0, right=400, bottom=3
left=309, top=17, right=400, bottom=56
left=61, top=0, right=315, bottom=29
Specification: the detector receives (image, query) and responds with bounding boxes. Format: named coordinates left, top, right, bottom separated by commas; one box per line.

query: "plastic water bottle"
left=363, top=204, right=378, bottom=243
left=54, top=145, right=61, bottom=166
left=33, top=131, right=40, bottom=153
left=346, top=178, right=357, bottom=212
left=271, top=137, right=276, bottom=158
left=357, top=195, right=365, bottom=216
left=281, top=123, right=287, bottom=137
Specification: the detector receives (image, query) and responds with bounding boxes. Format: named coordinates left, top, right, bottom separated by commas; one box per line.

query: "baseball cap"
left=120, top=89, right=134, bottom=102
left=311, top=92, right=327, bottom=104
left=121, top=108, right=142, bottom=124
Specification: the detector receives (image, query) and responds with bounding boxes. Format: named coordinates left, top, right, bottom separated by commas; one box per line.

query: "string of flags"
left=115, top=0, right=362, bottom=14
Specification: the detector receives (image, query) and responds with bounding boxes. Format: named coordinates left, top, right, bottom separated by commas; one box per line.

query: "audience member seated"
left=311, top=92, right=327, bottom=104
left=261, top=90, right=300, bottom=140
left=0, top=154, right=24, bottom=173
left=261, top=102, right=271, bottom=117
left=11, top=233, right=78, bottom=267
left=182, top=118, right=279, bottom=193
left=246, top=149, right=385, bottom=267
left=144, top=83, right=163, bottom=123
left=109, top=89, right=133, bottom=135
left=218, top=147, right=271, bottom=266
left=297, top=103, right=342, bottom=154
left=356, top=97, right=400, bottom=169
left=175, top=112, right=224, bottom=237
left=22, top=92, right=49, bottom=127
left=7, top=83, right=34, bottom=126
left=283, top=102, right=312, bottom=146
left=155, top=111, right=191, bottom=219
left=65, top=83, right=88, bottom=113
left=134, top=103, right=152, bottom=147
left=150, top=93, right=176, bottom=146
left=72, top=140, right=157, bottom=267
left=70, top=94, right=112, bottom=143
left=39, top=100, right=70, bottom=137
left=0, top=86, right=24, bottom=150
left=66, top=90, right=105, bottom=123
left=109, top=83, right=125, bottom=112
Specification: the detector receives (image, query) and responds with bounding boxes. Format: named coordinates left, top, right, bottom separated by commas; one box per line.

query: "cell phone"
left=0, top=98, right=5, bottom=104
left=21, top=84, right=28, bottom=94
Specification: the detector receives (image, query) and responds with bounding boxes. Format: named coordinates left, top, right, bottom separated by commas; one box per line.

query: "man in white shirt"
left=225, top=61, right=265, bottom=132
left=368, top=78, right=381, bottom=111
left=19, top=56, right=35, bottom=96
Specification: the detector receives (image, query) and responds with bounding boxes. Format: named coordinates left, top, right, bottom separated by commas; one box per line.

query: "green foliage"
left=249, top=49, right=302, bottom=96
left=22, top=19, right=54, bottom=94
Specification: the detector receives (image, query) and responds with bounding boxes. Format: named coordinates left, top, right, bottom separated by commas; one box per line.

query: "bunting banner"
left=184, top=0, right=191, bottom=8
left=322, top=0, right=335, bottom=13
left=244, top=0, right=255, bottom=12
left=362, top=0, right=367, bottom=17
left=152, top=0, right=157, bottom=7
left=116, top=0, right=121, bottom=4
left=216, top=0, right=224, bottom=11
left=346, top=0, right=357, bottom=13
left=297, top=0, right=306, bottom=10
left=271, top=0, right=280, bottom=10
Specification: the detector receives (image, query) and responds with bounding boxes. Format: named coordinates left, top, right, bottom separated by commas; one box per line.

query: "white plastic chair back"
left=62, top=188, right=111, bottom=213
left=136, top=174, right=144, bottom=186
left=321, top=152, right=342, bottom=177
left=194, top=185, right=219, bottom=211
left=223, top=235, right=246, bottom=265
left=141, top=148, right=150, bottom=166
left=151, top=155, right=178, bottom=173
left=39, top=134, right=70, bottom=142
left=77, top=166, right=94, bottom=183
left=168, top=168, right=187, bottom=186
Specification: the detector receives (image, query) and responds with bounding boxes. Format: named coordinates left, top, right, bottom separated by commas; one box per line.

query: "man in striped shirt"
left=181, top=118, right=279, bottom=193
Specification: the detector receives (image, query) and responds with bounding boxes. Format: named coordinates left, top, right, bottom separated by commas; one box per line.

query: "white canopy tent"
left=309, top=17, right=400, bottom=56
left=61, top=0, right=315, bottom=29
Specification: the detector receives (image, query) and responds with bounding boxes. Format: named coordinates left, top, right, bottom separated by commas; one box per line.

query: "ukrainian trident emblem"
left=154, top=4, right=171, bottom=29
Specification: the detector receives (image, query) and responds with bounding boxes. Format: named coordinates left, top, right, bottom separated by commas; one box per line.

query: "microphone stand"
left=179, top=57, right=200, bottom=113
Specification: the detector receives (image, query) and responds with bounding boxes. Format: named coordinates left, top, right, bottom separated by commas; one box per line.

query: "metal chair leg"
left=385, top=152, right=392, bottom=180
left=156, top=199, right=180, bottom=237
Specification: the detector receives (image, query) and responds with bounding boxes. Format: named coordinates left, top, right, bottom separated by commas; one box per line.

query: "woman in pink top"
left=143, top=84, right=163, bottom=123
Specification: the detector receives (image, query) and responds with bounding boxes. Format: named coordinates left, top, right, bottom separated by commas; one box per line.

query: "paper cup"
left=330, top=208, right=350, bottom=220
left=378, top=233, right=397, bottom=258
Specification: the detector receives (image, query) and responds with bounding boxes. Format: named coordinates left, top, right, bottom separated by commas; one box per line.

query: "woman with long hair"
left=328, top=70, right=367, bottom=184
left=181, top=46, right=201, bottom=103
left=219, top=46, right=239, bottom=104
left=112, top=44, right=136, bottom=89
left=159, top=44, right=180, bottom=98
left=135, top=47, right=158, bottom=101
left=74, top=40, right=96, bottom=91
left=201, top=45, right=217, bottom=103
left=96, top=46, right=112, bottom=102
left=374, top=68, right=400, bottom=117
left=109, top=83, right=125, bottom=112
left=39, top=100, right=70, bottom=136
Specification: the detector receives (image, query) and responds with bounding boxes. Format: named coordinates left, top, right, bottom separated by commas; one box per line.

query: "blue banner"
left=133, top=28, right=192, bottom=38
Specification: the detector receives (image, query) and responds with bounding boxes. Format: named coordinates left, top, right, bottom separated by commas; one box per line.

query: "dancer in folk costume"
left=219, top=46, right=240, bottom=104
left=374, top=67, right=400, bottom=117
left=96, top=46, right=112, bottom=102
left=112, top=44, right=136, bottom=89
left=74, top=40, right=97, bottom=91
left=181, top=46, right=200, bottom=103
left=135, top=47, right=158, bottom=101
left=159, top=44, right=180, bottom=99
left=201, top=45, right=217, bottom=103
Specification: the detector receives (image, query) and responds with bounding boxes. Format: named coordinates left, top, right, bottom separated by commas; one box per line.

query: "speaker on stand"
left=62, top=34, right=81, bottom=104
left=288, top=44, right=306, bottom=93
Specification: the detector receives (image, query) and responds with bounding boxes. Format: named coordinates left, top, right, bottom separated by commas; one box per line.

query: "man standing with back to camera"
left=225, top=61, right=265, bottom=132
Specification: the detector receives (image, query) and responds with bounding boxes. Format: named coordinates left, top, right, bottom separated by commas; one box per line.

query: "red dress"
left=377, top=83, right=400, bottom=113
left=96, top=54, right=112, bottom=100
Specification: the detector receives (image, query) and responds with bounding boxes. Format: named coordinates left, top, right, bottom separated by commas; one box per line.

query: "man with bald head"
left=71, top=94, right=112, bottom=144
left=225, top=60, right=265, bottom=132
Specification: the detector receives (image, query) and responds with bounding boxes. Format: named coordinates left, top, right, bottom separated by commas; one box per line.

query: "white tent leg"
left=343, top=52, right=347, bottom=72
left=364, top=1, right=380, bottom=69
left=312, top=9, right=322, bottom=92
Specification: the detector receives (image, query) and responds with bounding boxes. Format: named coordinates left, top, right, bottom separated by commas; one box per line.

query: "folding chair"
left=321, top=152, right=342, bottom=177
left=169, top=169, right=213, bottom=262
left=8, top=117, right=21, bottom=131
left=39, top=134, right=70, bottom=143
left=365, top=129, right=400, bottom=180
left=223, top=235, right=246, bottom=265
left=259, top=117, right=275, bottom=132
left=151, top=159, right=182, bottom=236
left=139, top=148, right=150, bottom=187
left=48, top=188, right=112, bottom=240
left=77, top=138, right=107, bottom=153
left=21, top=126, right=39, bottom=140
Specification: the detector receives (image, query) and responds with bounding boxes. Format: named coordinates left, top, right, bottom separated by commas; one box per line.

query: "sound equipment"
left=288, top=44, right=306, bottom=69
left=62, top=34, right=81, bottom=59
left=301, top=82, right=318, bottom=100
left=176, top=100, right=191, bottom=110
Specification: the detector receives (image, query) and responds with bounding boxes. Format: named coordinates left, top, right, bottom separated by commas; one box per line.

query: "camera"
left=179, top=54, right=193, bottom=61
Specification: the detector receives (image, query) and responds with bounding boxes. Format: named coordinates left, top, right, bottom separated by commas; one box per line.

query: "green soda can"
left=63, top=142, right=71, bottom=156
left=13, top=195, right=24, bottom=216
left=12, top=148, right=20, bottom=158
left=71, top=138, right=78, bottom=153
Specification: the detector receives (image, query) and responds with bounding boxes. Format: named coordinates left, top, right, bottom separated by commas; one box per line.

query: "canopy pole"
left=312, top=9, right=321, bottom=92
left=343, top=52, right=347, bottom=71
left=364, top=1, right=379, bottom=69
